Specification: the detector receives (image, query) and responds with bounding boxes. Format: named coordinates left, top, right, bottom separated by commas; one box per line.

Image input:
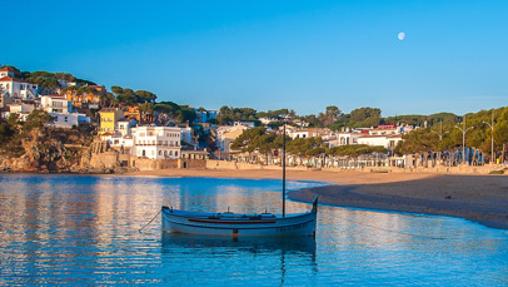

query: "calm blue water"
left=0, top=175, right=507, bottom=287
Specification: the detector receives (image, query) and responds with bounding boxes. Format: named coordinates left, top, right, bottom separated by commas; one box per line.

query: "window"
left=175, top=151, right=178, bottom=157
left=64, top=117, right=68, bottom=122
left=159, top=150, right=162, bottom=156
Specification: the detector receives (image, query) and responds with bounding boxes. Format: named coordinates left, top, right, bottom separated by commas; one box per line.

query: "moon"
left=397, top=32, right=406, bottom=41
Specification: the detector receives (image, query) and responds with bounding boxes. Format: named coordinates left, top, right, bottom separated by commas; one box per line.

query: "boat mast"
left=282, top=120, right=286, bottom=217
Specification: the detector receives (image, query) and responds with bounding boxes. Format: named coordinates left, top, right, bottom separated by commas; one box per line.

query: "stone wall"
left=89, top=152, right=120, bottom=169
left=130, top=158, right=179, bottom=171
left=179, top=159, right=206, bottom=169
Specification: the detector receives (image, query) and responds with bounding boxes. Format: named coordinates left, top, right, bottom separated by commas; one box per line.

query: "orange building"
left=124, top=105, right=141, bottom=122
left=64, top=85, right=105, bottom=109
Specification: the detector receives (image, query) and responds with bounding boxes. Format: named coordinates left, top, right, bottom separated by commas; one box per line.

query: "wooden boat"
left=161, top=122, right=319, bottom=238
left=161, top=197, right=318, bottom=238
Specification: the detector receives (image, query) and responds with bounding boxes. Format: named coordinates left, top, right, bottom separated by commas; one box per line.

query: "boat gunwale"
left=163, top=216, right=317, bottom=230
left=161, top=206, right=314, bottom=221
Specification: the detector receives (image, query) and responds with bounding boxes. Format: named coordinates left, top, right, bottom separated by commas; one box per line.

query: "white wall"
left=132, top=126, right=182, bottom=159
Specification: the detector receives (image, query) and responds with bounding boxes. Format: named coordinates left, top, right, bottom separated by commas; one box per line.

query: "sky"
left=3, top=0, right=508, bottom=116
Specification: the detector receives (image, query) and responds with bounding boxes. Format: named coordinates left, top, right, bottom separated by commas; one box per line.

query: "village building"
left=194, top=109, right=217, bottom=123
left=123, top=105, right=141, bottom=122
left=99, top=108, right=124, bottom=135
left=286, top=127, right=332, bottom=140
left=180, top=126, right=197, bottom=148
left=216, top=124, right=250, bottom=155
left=233, top=121, right=256, bottom=128
left=6, top=102, right=36, bottom=121
left=0, top=66, right=17, bottom=78
left=63, top=85, right=104, bottom=109
left=117, top=120, right=136, bottom=136
left=0, top=67, right=38, bottom=100
left=40, top=95, right=72, bottom=114
left=49, top=112, right=91, bottom=129
left=40, top=94, right=90, bottom=129
left=356, top=134, right=403, bottom=149
left=131, top=126, right=182, bottom=159
left=328, top=132, right=361, bottom=147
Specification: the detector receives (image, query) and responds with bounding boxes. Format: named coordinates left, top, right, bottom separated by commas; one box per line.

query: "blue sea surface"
left=0, top=175, right=507, bottom=286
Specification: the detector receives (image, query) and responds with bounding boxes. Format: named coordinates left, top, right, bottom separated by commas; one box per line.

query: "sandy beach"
left=128, top=168, right=508, bottom=229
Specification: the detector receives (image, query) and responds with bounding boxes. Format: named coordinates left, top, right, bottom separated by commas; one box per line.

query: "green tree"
left=330, top=145, right=387, bottom=157
left=23, top=110, right=53, bottom=133
left=286, top=137, right=327, bottom=158
left=349, top=107, right=381, bottom=128
left=318, top=105, right=342, bottom=127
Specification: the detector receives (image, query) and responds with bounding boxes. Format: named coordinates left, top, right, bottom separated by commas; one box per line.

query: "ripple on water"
left=0, top=175, right=507, bottom=287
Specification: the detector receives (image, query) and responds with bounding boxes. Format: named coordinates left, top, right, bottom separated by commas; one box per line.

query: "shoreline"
left=289, top=176, right=508, bottom=230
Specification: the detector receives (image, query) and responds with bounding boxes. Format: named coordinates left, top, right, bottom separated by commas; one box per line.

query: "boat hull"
left=161, top=208, right=317, bottom=238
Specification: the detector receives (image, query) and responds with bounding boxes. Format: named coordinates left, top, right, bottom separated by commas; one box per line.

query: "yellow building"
left=99, top=108, right=123, bottom=135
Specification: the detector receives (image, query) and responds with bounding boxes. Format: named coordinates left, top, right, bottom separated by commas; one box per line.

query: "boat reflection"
left=161, top=232, right=317, bottom=256
left=161, top=232, right=318, bottom=284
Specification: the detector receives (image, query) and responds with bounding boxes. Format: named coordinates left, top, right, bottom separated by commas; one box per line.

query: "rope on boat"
left=138, top=209, right=162, bottom=233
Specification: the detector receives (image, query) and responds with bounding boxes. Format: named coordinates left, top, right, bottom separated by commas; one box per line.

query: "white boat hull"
left=161, top=198, right=318, bottom=238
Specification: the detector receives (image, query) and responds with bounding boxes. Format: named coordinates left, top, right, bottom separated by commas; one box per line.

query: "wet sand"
left=128, top=169, right=508, bottom=229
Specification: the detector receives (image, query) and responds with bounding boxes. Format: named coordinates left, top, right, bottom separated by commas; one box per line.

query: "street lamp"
left=430, top=120, right=450, bottom=145
left=482, top=110, right=495, bottom=164
left=455, top=115, right=474, bottom=165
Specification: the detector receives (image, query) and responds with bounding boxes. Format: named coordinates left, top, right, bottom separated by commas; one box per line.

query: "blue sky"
left=3, top=0, right=508, bottom=116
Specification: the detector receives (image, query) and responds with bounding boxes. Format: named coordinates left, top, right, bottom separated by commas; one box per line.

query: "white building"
left=0, top=67, right=16, bottom=78
left=9, top=103, right=35, bottom=114
left=233, top=121, right=256, bottom=128
left=47, top=112, right=90, bottom=129
left=5, top=103, right=36, bottom=121
left=117, top=120, right=136, bottom=137
left=286, top=127, right=332, bottom=140
left=357, top=134, right=403, bottom=149
left=104, top=135, right=134, bottom=150
left=328, top=132, right=361, bottom=147
left=216, top=124, right=250, bottom=154
left=40, top=95, right=72, bottom=113
left=0, top=68, right=38, bottom=100
left=181, top=126, right=196, bottom=147
left=132, top=126, right=182, bottom=159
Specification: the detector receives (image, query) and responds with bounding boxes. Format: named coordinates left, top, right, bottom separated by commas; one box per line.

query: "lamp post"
left=430, top=120, right=449, bottom=142
left=482, top=111, right=495, bottom=164
left=455, top=115, right=474, bottom=165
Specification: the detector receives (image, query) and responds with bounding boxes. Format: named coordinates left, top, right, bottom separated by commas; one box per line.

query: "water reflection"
left=0, top=175, right=507, bottom=287
left=161, top=232, right=317, bottom=255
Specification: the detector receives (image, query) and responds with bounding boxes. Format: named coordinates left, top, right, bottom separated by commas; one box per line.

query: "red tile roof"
left=0, top=76, right=31, bottom=83
left=0, top=76, right=14, bottom=82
